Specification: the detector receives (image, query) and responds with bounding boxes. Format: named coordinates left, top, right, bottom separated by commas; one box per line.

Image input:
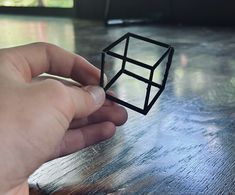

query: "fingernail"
left=104, top=74, right=108, bottom=86
left=84, top=86, right=105, bottom=106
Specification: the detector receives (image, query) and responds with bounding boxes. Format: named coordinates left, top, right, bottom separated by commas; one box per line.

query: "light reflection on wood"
left=1, top=15, right=234, bottom=194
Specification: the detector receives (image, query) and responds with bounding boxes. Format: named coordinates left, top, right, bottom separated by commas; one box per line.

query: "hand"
left=0, top=43, right=127, bottom=195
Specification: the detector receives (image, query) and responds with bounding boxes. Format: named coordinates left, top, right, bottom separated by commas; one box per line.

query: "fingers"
left=1, top=43, right=100, bottom=85
left=90, top=106, right=128, bottom=126
left=69, top=105, right=128, bottom=129
left=69, top=89, right=127, bottom=129
left=31, top=79, right=105, bottom=124
left=31, top=76, right=127, bottom=127
left=67, top=85, right=106, bottom=119
left=57, top=122, right=116, bottom=157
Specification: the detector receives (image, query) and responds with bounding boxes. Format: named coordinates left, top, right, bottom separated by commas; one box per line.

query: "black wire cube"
left=100, top=32, right=174, bottom=115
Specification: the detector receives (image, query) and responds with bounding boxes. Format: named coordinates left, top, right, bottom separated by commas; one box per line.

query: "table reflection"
left=0, top=15, right=75, bottom=51
left=0, top=15, right=235, bottom=194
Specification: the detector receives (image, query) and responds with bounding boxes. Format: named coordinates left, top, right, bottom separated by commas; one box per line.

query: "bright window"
left=0, top=0, right=74, bottom=8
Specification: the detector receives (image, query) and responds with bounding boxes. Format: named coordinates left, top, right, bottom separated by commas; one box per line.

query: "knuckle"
left=32, top=42, right=59, bottom=56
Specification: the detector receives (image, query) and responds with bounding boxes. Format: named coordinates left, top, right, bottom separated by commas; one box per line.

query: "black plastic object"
left=100, top=32, right=174, bottom=115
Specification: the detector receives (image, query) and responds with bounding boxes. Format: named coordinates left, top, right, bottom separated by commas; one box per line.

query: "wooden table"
left=1, top=15, right=235, bottom=195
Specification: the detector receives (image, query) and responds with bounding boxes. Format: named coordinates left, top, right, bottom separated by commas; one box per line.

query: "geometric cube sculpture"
left=100, top=32, right=174, bottom=115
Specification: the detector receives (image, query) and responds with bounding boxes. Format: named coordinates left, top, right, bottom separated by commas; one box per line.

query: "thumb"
left=68, top=85, right=105, bottom=118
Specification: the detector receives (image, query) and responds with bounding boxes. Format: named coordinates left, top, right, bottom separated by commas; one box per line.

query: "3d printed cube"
left=100, top=32, right=174, bottom=115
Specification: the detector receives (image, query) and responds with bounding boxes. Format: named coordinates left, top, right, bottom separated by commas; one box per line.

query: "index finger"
left=1, top=42, right=100, bottom=85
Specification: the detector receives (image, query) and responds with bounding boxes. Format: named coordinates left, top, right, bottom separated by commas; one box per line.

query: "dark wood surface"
left=1, top=15, right=235, bottom=195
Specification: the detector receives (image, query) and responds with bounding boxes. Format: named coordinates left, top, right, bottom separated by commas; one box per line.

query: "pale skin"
left=0, top=43, right=128, bottom=195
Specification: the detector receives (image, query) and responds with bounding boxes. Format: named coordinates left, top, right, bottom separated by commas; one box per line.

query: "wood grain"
left=1, top=15, right=235, bottom=195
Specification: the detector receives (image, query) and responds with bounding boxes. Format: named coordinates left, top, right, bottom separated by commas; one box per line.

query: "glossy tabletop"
left=1, top=15, right=235, bottom=195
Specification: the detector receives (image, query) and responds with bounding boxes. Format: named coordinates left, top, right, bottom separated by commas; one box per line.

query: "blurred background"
left=0, top=0, right=234, bottom=25
left=0, top=0, right=73, bottom=7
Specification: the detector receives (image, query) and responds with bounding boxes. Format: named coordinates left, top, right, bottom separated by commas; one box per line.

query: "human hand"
left=0, top=43, right=127, bottom=195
